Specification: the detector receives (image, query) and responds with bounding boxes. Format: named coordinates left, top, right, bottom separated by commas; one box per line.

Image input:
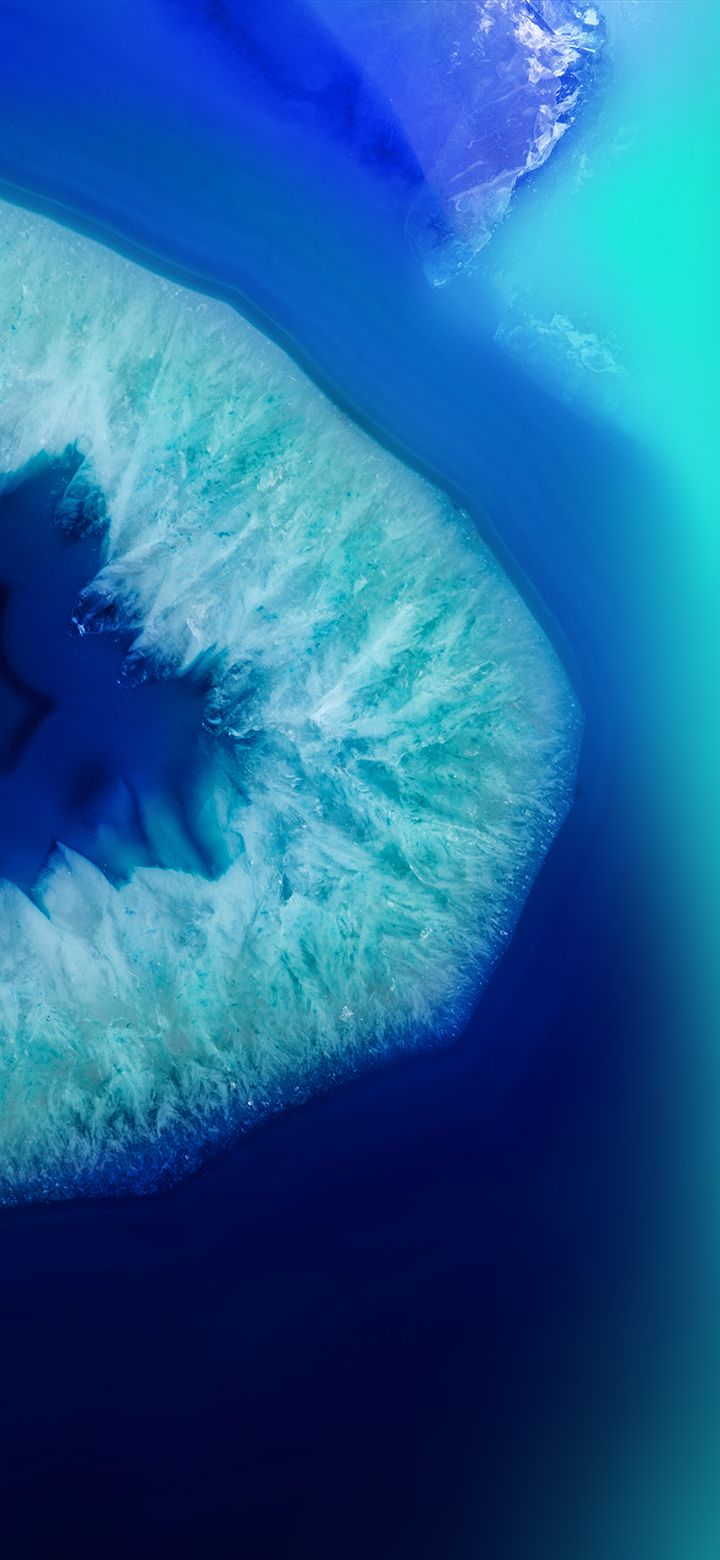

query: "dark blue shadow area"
left=167, top=0, right=425, bottom=187
left=0, top=453, right=223, bottom=895
left=0, top=858, right=688, bottom=1560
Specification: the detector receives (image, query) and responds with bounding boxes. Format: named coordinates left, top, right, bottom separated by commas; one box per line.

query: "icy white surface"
left=314, top=0, right=605, bottom=283
left=0, top=200, right=578, bottom=1201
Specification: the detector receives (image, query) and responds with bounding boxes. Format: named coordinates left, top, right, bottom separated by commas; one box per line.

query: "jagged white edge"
left=407, top=0, right=605, bottom=282
left=0, top=199, right=579, bottom=1202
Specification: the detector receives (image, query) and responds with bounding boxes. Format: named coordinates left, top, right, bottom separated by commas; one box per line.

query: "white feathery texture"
left=0, top=200, right=579, bottom=1202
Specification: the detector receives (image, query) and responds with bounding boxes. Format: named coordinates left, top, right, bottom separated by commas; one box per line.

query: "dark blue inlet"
left=0, top=451, right=226, bottom=896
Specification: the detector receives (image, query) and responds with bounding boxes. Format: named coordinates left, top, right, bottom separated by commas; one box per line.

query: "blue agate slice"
left=0, top=202, right=578, bottom=1201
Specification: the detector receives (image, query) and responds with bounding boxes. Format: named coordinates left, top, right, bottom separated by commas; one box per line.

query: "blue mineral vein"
left=0, top=189, right=578, bottom=1203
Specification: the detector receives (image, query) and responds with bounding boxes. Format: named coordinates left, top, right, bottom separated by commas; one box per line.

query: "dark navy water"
left=0, top=4, right=701, bottom=1557
left=0, top=456, right=221, bottom=894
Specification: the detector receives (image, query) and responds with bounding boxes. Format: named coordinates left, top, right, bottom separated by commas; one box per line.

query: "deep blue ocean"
left=0, top=3, right=707, bottom=1556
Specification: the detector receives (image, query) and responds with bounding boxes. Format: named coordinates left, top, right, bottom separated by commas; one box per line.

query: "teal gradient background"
left=489, top=4, right=720, bottom=1552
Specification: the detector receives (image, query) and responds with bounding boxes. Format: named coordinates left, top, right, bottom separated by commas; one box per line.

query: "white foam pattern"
left=0, top=201, right=579, bottom=1201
